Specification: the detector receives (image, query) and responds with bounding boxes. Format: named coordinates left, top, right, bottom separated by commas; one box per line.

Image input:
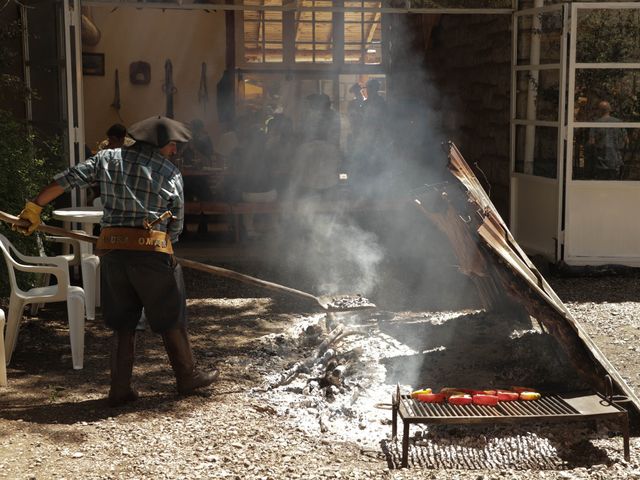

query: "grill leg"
left=392, top=402, right=397, bottom=440
left=401, top=421, right=410, bottom=468
left=622, top=414, right=630, bottom=462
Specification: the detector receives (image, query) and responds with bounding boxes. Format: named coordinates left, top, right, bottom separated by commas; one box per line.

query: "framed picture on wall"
left=82, top=53, right=105, bottom=76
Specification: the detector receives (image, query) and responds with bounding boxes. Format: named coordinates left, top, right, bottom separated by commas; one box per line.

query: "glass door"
left=564, top=2, right=640, bottom=266
left=510, top=2, right=567, bottom=261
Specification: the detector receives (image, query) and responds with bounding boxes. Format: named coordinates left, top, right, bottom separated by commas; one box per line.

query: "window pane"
left=364, top=43, right=381, bottom=64
left=518, top=0, right=561, bottom=8
left=344, top=44, right=363, bottom=63
left=298, top=11, right=313, bottom=22
left=345, top=22, right=364, bottom=40
left=344, top=11, right=363, bottom=23
left=517, top=11, right=563, bottom=66
left=294, top=5, right=333, bottom=64
left=515, top=125, right=558, bottom=178
left=243, top=4, right=283, bottom=64
left=573, top=128, right=640, bottom=180
left=574, top=69, right=640, bottom=123
left=419, top=0, right=511, bottom=6
left=244, top=10, right=259, bottom=21
left=576, top=8, right=640, bottom=63
left=314, top=10, right=332, bottom=22
left=343, top=2, right=381, bottom=65
left=264, top=10, right=282, bottom=21
left=515, top=70, right=560, bottom=122
left=295, top=43, right=333, bottom=63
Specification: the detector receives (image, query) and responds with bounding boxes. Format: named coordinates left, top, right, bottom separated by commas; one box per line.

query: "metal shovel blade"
left=317, top=294, right=376, bottom=312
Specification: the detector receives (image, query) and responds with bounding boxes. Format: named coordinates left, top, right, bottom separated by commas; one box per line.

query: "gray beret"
left=128, top=116, right=192, bottom=147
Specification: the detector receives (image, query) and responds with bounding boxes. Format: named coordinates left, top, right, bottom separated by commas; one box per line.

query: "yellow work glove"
left=13, top=201, right=43, bottom=235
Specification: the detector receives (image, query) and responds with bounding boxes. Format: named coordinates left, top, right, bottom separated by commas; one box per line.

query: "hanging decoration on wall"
left=163, top=59, right=176, bottom=119
left=198, top=62, right=208, bottom=112
left=129, top=61, right=151, bottom=85
left=111, top=68, right=121, bottom=111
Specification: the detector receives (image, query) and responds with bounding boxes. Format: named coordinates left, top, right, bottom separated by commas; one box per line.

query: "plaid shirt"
left=54, top=144, right=184, bottom=242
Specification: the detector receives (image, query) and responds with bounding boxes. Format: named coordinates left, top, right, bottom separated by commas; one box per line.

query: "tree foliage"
left=0, top=17, right=63, bottom=299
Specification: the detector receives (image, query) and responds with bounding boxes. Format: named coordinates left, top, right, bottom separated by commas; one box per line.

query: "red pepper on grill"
left=472, top=394, right=499, bottom=406
left=448, top=394, right=473, bottom=405
left=496, top=390, right=519, bottom=401
left=415, top=393, right=446, bottom=403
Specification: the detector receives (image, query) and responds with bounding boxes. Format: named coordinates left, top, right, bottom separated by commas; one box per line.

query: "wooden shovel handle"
left=176, top=258, right=320, bottom=304
left=0, top=210, right=99, bottom=243
left=0, top=209, right=322, bottom=306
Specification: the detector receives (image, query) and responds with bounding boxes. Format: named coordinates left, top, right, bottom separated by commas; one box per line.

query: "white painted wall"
left=565, top=181, right=640, bottom=265
left=82, top=7, right=226, bottom=149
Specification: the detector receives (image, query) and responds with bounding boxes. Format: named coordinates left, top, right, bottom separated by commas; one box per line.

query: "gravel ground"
left=0, top=267, right=639, bottom=480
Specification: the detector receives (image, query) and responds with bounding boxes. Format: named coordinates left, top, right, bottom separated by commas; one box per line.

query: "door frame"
left=564, top=1, right=640, bottom=266
left=510, top=1, right=568, bottom=262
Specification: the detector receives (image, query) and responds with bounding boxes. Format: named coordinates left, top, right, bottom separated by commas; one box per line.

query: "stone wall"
left=425, top=14, right=512, bottom=219
left=387, top=13, right=512, bottom=220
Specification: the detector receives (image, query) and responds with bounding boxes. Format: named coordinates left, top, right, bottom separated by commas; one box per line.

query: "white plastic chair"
left=0, top=233, right=85, bottom=370
left=75, top=231, right=100, bottom=321
left=30, top=234, right=82, bottom=316
left=31, top=233, right=100, bottom=321
left=0, top=309, right=6, bottom=386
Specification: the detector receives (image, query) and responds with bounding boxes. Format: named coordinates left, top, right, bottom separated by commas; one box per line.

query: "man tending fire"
left=13, top=115, right=218, bottom=407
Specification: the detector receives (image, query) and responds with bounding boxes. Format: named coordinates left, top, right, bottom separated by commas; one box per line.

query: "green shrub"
left=0, top=109, right=63, bottom=300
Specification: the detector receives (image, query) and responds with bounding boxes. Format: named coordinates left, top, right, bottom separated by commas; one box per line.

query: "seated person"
left=302, top=93, right=340, bottom=145
left=286, top=126, right=343, bottom=200
left=96, top=123, right=134, bottom=151
left=182, top=119, right=215, bottom=167
left=230, top=118, right=278, bottom=239
left=264, top=114, right=295, bottom=195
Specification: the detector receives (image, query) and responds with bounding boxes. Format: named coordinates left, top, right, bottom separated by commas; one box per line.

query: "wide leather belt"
left=97, top=227, right=173, bottom=254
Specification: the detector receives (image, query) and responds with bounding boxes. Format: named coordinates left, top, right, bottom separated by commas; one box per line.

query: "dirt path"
left=0, top=270, right=639, bottom=479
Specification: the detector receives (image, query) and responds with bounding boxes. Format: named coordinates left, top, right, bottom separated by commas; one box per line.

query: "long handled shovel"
left=0, top=210, right=375, bottom=312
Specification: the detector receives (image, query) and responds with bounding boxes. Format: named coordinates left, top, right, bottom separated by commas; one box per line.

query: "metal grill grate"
left=392, top=390, right=630, bottom=467
left=400, top=394, right=579, bottom=419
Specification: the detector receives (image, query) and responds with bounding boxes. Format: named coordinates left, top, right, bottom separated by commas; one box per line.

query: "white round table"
left=52, top=206, right=104, bottom=246
left=51, top=206, right=103, bottom=225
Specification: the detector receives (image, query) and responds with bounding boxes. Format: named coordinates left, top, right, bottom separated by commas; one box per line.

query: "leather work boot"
left=107, top=329, right=139, bottom=407
left=162, top=327, right=219, bottom=395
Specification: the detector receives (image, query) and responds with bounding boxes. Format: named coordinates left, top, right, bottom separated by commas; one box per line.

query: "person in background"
left=264, top=113, right=295, bottom=196
left=346, top=83, right=365, bottom=153
left=349, top=78, right=390, bottom=188
left=96, top=123, right=134, bottom=151
left=288, top=109, right=343, bottom=199
left=362, top=78, right=388, bottom=129
left=14, top=115, right=218, bottom=407
left=89, top=124, right=135, bottom=206
left=302, top=93, right=340, bottom=145
left=231, top=115, right=277, bottom=239
left=587, top=100, right=628, bottom=180
left=182, top=119, right=214, bottom=168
